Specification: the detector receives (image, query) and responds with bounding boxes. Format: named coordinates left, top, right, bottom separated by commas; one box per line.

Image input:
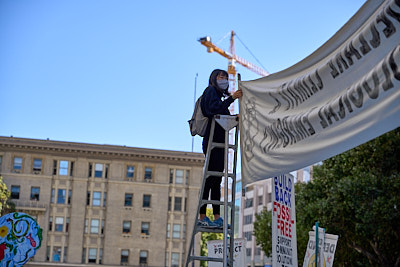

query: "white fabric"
left=239, top=0, right=400, bottom=185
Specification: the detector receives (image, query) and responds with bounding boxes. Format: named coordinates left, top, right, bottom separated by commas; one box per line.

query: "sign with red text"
left=272, top=174, right=297, bottom=266
left=303, top=231, right=338, bottom=267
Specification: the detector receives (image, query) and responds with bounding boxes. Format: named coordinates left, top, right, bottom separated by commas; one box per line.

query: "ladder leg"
left=186, top=118, right=217, bottom=267
left=186, top=116, right=239, bottom=267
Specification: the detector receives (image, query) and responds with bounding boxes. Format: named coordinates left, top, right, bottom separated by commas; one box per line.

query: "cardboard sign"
left=303, top=231, right=339, bottom=267
left=207, top=238, right=246, bottom=267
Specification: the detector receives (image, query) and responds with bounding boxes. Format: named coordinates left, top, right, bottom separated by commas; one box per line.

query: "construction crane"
left=198, top=30, right=269, bottom=94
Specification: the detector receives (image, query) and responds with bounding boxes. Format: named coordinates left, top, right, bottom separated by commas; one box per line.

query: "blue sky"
left=0, top=0, right=366, bottom=153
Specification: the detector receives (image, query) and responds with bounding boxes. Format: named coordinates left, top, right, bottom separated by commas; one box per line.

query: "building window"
left=70, top=162, right=74, bottom=176
left=126, top=165, right=134, bottom=179
left=171, top=252, right=179, bottom=267
left=258, top=195, right=263, bottom=205
left=103, top=192, right=107, bottom=207
left=59, top=160, right=69, bottom=175
left=87, top=192, right=90, bottom=206
left=84, top=219, right=88, bottom=234
left=88, top=248, right=97, bottom=263
left=94, top=163, right=103, bottom=178
left=141, top=222, right=150, bottom=236
left=89, top=163, right=109, bottom=178
left=11, top=185, right=20, bottom=199
left=13, top=157, right=22, bottom=171
left=124, top=193, right=133, bottom=206
left=122, top=221, right=131, bottom=233
left=53, top=160, right=57, bottom=175
left=168, top=197, right=171, bottom=211
left=105, top=164, right=109, bottom=179
left=101, top=220, right=105, bottom=234
left=68, top=190, right=72, bottom=204
left=245, top=198, right=253, bottom=208
left=143, top=194, right=151, bottom=208
left=90, top=219, right=99, bottom=234
left=30, top=187, right=40, bottom=201
left=49, top=217, right=53, bottom=231
left=99, top=248, right=103, bottom=264
left=175, top=169, right=184, bottom=184
left=66, top=218, right=70, bottom=232
left=82, top=248, right=86, bottom=263
left=0, top=155, right=2, bottom=171
left=144, top=167, right=152, bottom=181
left=244, top=231, right=252, bottom=241
left=55, top=217, right=64, bottom=232
left=46, top=246, right=50, bottom=261
left=174, top=197, right=182, bottom=211
left=63, top=247, right=68, bottom=263
left=244, top=215, right=253, bottom=225
left=121, top=249, right=129, bottom=264
left=139, top=250, right=148, bottom=265
left=92, top=191, right=101, bottom=206
left=246, top=248, right=251, bottom=257
left=51, top=189, right=55, bottom=203
left=170, top=169, right=186, bottom=184
left=33, top=158, right=42, bottom=173
left=53, top=246, right=61, bottom=262
left=169, top=169, right=174, bottom=183
left=166, top=224, right=170, bottom=238
left=186, top=170, right=190, bottom=185
left=172, top=224, right=181, bottom=239
left=57, top=189, right=66, bottom=204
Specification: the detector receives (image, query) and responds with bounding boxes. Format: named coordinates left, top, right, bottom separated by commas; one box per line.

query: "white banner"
left=272, top=174, right=297, bottom=267
left=207, top=238, right=246, bottom=267
left=239, top=0, right=400, bottom=184
left=303, top=231, right=339, bottom=267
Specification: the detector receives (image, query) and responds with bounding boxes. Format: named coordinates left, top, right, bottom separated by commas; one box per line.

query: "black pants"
left=200, top=147, right=224, bottom=215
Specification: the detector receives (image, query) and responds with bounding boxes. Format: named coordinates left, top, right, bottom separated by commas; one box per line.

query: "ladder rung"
left=195, top=226, right=233, bottom=234
left=189, top=256, right=224, bottom=262
left=200, top=200, right=234, bottom=207
left=210, top=142, right=238, bottom=149
left=205, top=171, right=235, bottom=177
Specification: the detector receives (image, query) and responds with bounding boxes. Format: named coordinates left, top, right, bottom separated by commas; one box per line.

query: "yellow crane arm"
left=198, top=36, right=269, bottom=77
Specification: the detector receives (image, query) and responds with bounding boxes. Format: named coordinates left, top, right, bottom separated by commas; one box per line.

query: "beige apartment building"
left=0, top=136, right=204, bottom=267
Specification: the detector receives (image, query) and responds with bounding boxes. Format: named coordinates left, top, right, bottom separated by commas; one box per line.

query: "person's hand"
left=232, top=89, right=243, bottom=99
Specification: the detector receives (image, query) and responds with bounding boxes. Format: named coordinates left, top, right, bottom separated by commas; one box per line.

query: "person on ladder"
left=198, top=69, right=242, bottom=227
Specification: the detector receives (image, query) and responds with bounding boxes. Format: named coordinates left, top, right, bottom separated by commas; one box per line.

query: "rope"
left=235, top=33, right=268, bottom=72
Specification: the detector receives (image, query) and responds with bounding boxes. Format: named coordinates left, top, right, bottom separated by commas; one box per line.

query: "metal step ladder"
left=186, top=115, right=239, bottom=267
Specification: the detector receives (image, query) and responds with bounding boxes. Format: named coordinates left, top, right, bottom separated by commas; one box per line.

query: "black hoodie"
left=200, top=70, right=234, bottom=154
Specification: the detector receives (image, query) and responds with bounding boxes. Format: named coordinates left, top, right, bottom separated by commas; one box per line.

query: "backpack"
left=188, top=95, right=208, bottom=137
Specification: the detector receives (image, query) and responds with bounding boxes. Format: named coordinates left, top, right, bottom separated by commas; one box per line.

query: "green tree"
left=200, top=208, right=223, bottom=267
left=253, top=208, right=272, bottom=257
left=0, top=175, right=13, bottom=216
left=296, top=128, right=400, bottom=267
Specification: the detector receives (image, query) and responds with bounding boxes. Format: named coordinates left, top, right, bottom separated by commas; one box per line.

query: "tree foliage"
left=0, top=176, right=12, bottom=216
left=296, top=128, right=400, bottom=266
left=253, top=208, right=272, bottom=257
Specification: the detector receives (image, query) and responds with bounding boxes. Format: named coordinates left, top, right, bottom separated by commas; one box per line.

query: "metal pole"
left=315, top=221, right=319, bottom=267
left=192, top=73, right=198, bottom=152
left=223, top=128, right=229, bottom=267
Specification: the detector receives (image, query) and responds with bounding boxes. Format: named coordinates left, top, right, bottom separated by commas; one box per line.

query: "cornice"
left=0, top=136, right=204, bottom=165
